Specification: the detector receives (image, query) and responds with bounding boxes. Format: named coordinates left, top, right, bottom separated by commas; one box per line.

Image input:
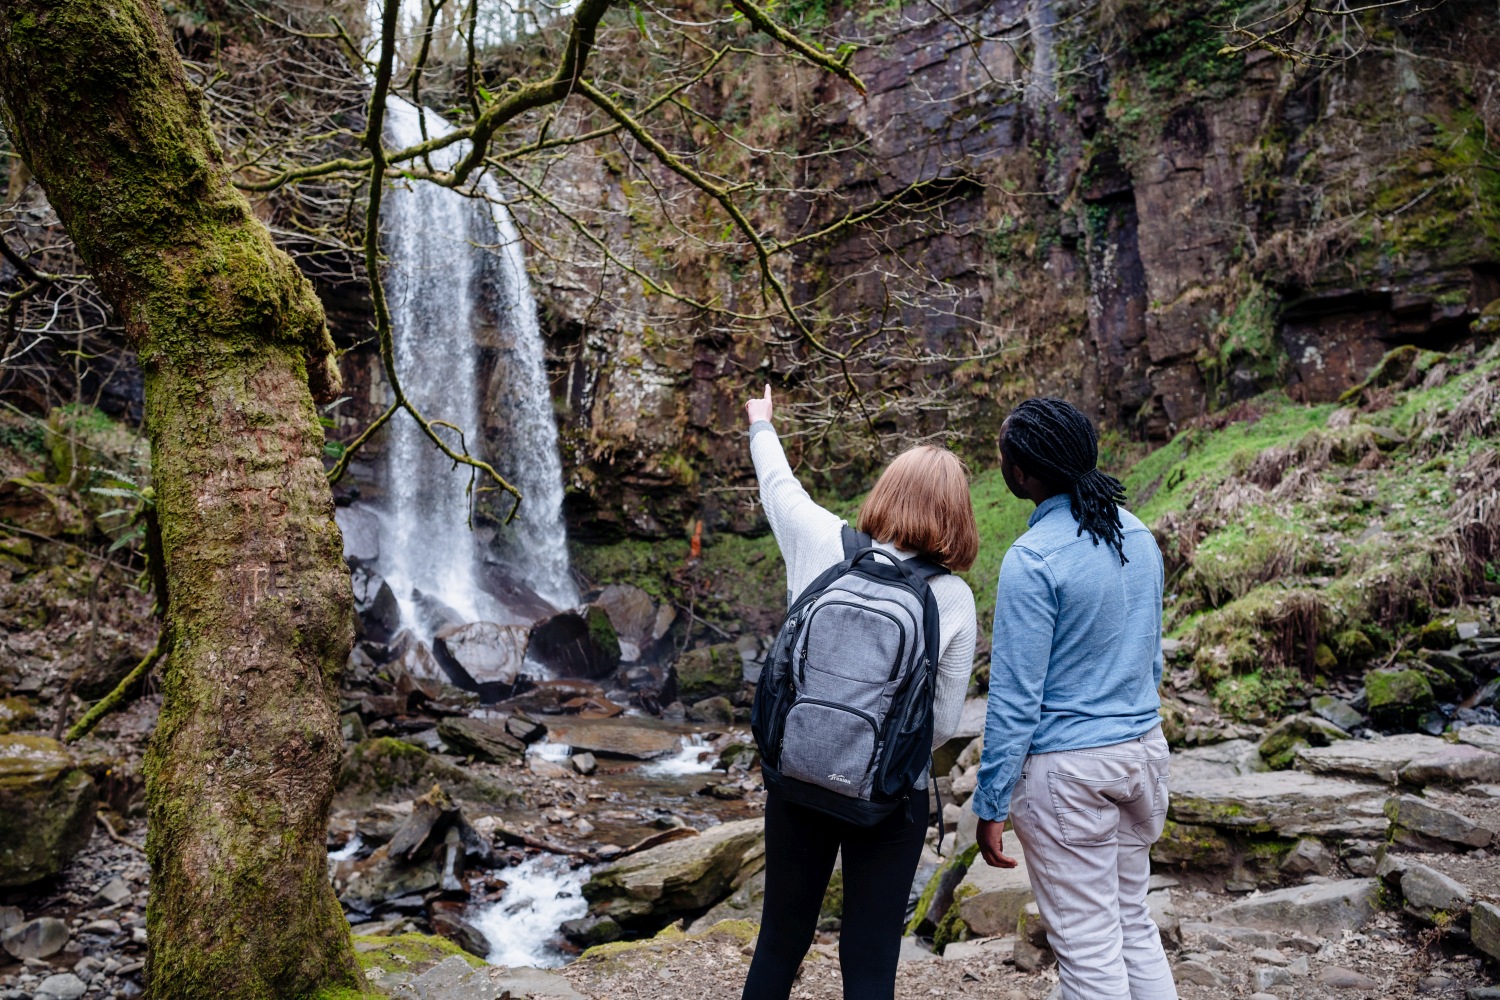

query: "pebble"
left=94, top=878, right=132, bottom=906
left=1254, top=965, right=1294, bottom=990
left=1173, top=960, right=1228, bottom=987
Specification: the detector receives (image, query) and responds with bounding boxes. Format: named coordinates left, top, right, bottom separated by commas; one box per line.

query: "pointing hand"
left=745, top=383, right=773, bottom=425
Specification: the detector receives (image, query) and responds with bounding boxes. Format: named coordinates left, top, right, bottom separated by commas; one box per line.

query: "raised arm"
left=745, top=385, right=844, bottom=603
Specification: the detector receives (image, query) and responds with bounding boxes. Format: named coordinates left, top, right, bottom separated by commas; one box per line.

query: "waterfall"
left=378, top=95, right=578, bottom=627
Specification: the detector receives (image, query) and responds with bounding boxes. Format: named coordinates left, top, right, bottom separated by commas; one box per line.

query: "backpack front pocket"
left=778, top=699, right=879, bottom=799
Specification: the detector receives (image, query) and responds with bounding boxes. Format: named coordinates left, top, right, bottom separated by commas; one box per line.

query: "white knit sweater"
left=749, top=421, right=978, bottom=749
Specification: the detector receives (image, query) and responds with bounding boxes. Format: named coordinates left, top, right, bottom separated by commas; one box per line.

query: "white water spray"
left=378, top=96, right=578, bottom=625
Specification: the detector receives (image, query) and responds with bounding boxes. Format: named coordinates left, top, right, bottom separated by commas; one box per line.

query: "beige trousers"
left=1009, top=725, right=1178, bottom=1000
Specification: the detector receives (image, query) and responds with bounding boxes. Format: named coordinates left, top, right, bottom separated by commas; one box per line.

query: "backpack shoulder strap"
left=840, top=524, right=873, bottom=560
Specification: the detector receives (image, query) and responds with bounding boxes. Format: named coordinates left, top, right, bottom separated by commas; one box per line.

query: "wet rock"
left=1209, top=879, right=1380, bottom=938
left=560, top=914, right=622, bottom=947
left=686, top=696, right=734, bottom=725
left=33, top=973, right=86, bottom=1000
left=544, top=717, right=681, bottom=760
left=352, top=565, right=401, bottom=644
left=0, top=735, right=98, bottom=887
left=1472, top=901, right=1500, bottom=963
left=339, top=843, right=444, bottom=914
left=428, top=900, right=490, bottom=958
left=1171, top=770, right=1388, bottom=838
left=505, top=713, right=546, bottom=744
left=583, top=818, right=764, bottom=926
left=1385, top=794, right=1496, bottom=851
left=95, top=876, right=131, bottom=905
left=1309, top=695, right=1365, bottom=732
left=433, top=622, right=530, bottom=700
left=525, top=608, right=620, bottom=680
left=674, top=643, right=743, bottom=701
left=412, top=590, right=468, bottom=637
left=388, top=631, right=450, bottom=687
left=336, top=737, right=519, bottom=808
left=436, top=717, right=525, bottom=764
left=570, top=752, right=597, bottom=776
left=595, top=584, right=658, bottom=661
left=1, top=917, right=69, bottom=960
left=954, top=839, right=1033, bottom=938
left=1364, top=668, right=1435, bottom=728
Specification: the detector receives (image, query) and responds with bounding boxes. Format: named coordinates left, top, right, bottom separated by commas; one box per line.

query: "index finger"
left=763, top=383, right=771, bottom=401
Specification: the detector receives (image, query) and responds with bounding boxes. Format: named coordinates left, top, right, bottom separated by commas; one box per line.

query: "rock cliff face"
left=497, top=0, right=1498, bottom=543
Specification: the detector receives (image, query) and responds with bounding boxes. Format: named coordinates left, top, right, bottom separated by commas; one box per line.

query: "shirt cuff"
left=749, top=420, right=775, bottom=438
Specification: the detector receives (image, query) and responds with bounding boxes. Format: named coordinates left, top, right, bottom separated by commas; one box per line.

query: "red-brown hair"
left=857, top=445, right=979, bottom=573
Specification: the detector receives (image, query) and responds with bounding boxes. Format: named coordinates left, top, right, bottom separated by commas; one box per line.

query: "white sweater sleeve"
left=749, top=420, right=845, bottom=605
left=929, top=577, right=977, bottom=748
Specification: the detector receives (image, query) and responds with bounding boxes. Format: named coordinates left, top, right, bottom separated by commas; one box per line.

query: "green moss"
left=1364, top=668, right=1435, bottom=726
left=932, top=882, right=979, bottom=953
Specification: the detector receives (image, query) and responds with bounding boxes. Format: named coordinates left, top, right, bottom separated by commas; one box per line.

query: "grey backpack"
left=752, top=527, right=945, bottom=825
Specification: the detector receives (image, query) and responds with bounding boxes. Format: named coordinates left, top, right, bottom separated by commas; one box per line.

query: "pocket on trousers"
left=1046, top=770, right=1129, bottom=846
left=1128, top=752, right=1170, bottom=844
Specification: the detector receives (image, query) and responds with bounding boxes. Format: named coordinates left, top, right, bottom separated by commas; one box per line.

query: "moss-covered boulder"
left=582, top=818, right=764, bottom=928
left=1257, top=713, right=1350, bottom=770
left=335, top=738, right=519, bottom=808
left=0, top=697, right=36, bottom=734
left=1364, top=668, right=1435, bottom=729
left=674, top=642, right=743, bottom=700
left=1151, top=821, right=1236, bottom=868
left=0, top=735, right=98, bottom=887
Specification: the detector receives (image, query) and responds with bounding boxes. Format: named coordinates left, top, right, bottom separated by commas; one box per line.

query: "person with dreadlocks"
left=971, top=397, right=1177, bottom=1000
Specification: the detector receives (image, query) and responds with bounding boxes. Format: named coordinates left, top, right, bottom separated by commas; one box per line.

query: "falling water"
left=378, top=96, right=577, bottom=626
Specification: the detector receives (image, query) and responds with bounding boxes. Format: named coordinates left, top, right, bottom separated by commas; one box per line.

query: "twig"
left=96, top=813, right=144, bottom=851
left=66, top=628, right=171, bottom=742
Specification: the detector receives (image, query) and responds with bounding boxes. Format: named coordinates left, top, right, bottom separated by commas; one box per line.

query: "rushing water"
left=470, top=854, right=590, bottom=968
left=377, top=96, right=577, bottom=628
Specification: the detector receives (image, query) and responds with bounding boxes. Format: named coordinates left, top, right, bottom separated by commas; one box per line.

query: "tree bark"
left=0, top=2, right=360, bottom=997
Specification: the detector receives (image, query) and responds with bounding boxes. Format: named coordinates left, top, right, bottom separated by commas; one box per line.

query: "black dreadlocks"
left=1002, top=397, right=1130, bottom=564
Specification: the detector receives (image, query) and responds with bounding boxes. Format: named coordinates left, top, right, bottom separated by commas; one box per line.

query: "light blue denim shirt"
left=971, top=492, right=1165, bottom=823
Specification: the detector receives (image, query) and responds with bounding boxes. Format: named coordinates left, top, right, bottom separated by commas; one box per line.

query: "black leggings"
left=742, top=790, right=927, bottom=1000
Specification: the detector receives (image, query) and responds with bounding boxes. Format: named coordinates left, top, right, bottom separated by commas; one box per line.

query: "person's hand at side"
left=977, top=818, right=1018, bottom=868
left=745, top=384, right=773, bottom=426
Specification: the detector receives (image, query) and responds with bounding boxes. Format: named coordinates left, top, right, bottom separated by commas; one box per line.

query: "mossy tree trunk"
left=0, top=2, right=361, bottom=997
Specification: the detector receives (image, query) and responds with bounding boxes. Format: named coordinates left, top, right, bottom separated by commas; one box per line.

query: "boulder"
left=1, top=916, right=69, bottom=960
left=1309, top=695, right=1365, bottom=733
left=433, top=622, right=530, bottom=700
left=436, top=717, right=526, bottom=764
left=337, top=844, right=444, bottom=915
left=1152, top=821, right=1236, bottom=868
left=1170, top=739, right=1267, bottom=783
left=908, top=848, right=975, bottom=938
left=352, top=565, right=401, bottom=644
left=335, top=504, right=381, bottom=566
left=674, top=642, right=743, bottom=700
left=1385, top=794, right=1495, bottom=851
left=1012, top=901, right=1054, bottom=971
left=1258, top=713, right=1349, bottom=769
left=428, top=900, right=491, bottom=958
left=388, top=631, right=450, bottom=687
left=1472, top=901, right=1500, bottom=964
left=1393, top=862, right=1472, bottom=922
left=1279, top=838, right=1335, bottom=876
left=583, top=818, right=765, bottom=927
left=686, top=696, right=734, bottom=725
left=336, top=738, right=519, bottom=808
left=1294, top=731, right=1465, bottom=783
left=1363, top=668, right=1435, bottom=728
left=543, top=717, right=682, bottom=760
left=1457, top=725, right=1500, bottom=755
left=1209, top=879, right=1380, bottom=938
left=595, top=584, right=658, bottom=661
left=954, top=840, right=1033, bottom=939
left=1398, top=743, right=1500, bottom=786
left=0, top=735, right=98, bottom=888
left=1170, top=770, right=1388, bottom=838
left=32, top=973, right=87, bottom=1000
left=529, top=608, right=621, bottom=680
